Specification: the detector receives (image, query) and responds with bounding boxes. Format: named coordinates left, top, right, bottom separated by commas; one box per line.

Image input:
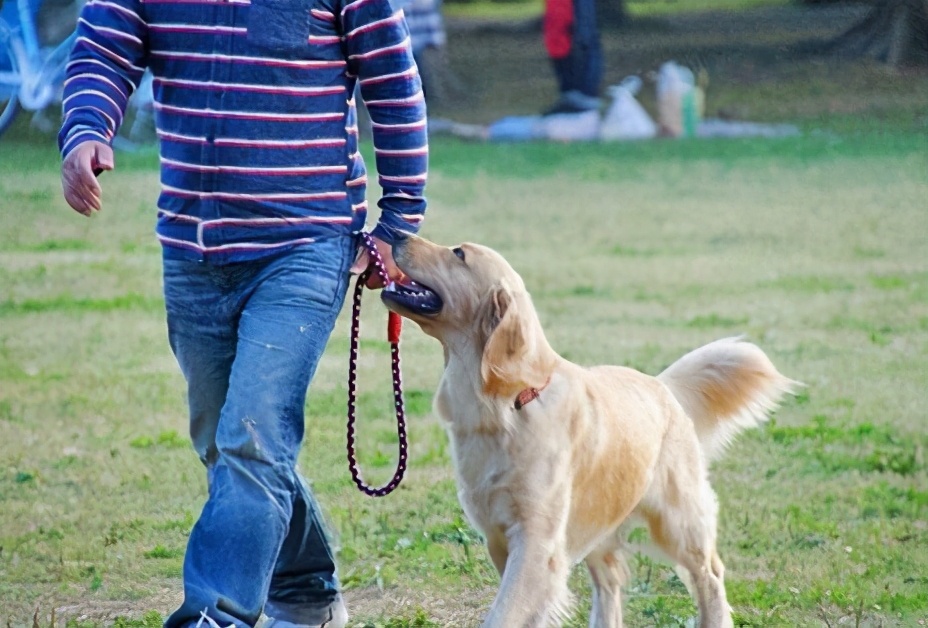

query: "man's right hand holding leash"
left=351, top=234, right=408, bottom=289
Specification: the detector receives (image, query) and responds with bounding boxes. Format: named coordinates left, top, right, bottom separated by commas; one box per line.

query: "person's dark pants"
left=551, top=0, right=602, bottom=98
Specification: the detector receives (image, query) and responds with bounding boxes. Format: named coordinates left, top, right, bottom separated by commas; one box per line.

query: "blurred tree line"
left=439, top=0, right=926, bottom=66
left=17, top=0, right=927, bottom=65
left=819, top=0, right=927, bottom=66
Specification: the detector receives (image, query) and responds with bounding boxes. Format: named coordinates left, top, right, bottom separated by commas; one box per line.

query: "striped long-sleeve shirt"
left=58, top=0, right=428, bottom=263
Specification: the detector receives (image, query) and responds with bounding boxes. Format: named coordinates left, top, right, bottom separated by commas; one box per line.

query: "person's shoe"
left=261, top=593, right=348, bottom=628
left=542, top=90, right=603, bottom=116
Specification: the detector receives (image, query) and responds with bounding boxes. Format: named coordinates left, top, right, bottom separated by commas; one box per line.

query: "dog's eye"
left=452, top=247, right=466, bottom=262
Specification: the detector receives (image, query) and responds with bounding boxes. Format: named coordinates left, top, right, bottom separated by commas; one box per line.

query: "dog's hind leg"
left=585, top=536, right=630, bottom=628
left=641, top=479, right=733, bottom=628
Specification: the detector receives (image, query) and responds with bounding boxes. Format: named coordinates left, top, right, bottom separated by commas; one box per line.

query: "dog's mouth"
left=381, top=280, right=443, bottom=317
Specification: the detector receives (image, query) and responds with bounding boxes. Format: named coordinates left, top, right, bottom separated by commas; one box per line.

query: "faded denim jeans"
left=162, top=235, right=356, bottom=628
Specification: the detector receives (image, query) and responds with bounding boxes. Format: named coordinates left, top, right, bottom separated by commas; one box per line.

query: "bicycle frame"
left=0, top=0, right=78, bottom=111
left=0, top=0, right=153, bottom=145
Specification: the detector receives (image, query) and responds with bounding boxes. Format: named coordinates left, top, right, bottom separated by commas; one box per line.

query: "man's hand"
left=61, top=141, right=114, bottom=216
left=351, top=235, right=407, bottom=289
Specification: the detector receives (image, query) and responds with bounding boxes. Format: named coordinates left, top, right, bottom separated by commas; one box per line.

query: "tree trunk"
left=596, top=0, right=627, bottom=28
left=416, top=45, right=467, bottom=110
left=824, top=0, right=928, bottom=66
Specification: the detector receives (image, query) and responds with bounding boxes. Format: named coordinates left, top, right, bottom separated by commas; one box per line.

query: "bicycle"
left=0, top=0, right=78, bottom=135
left=0, top=0, right=154, bottom=147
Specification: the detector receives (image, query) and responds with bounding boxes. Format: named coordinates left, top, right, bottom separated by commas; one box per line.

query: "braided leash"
left=346, top=232, right=408, bottom=497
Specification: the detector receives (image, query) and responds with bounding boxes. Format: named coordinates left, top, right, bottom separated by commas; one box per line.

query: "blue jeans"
left=162, top=236, right=356, bottom=628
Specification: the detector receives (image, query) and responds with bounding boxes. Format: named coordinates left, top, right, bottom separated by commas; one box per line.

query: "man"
left=542, top=0, right=603, bottom=114
left=58, top=0, right=427, bottom=625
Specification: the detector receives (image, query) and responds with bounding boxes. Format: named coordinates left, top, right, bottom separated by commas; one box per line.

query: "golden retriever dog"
left=381, top=235, right=800, bottom=628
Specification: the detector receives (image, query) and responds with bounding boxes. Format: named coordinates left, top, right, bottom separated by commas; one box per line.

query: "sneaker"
left=261, top=593, right=348, bottom=628
left=542, top=90, right=603, bottom=116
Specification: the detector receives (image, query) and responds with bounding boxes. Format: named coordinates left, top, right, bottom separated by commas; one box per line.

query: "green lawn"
left=2, top=119, right=927, bottom=626
left=2, top=4, right=928, bottom=627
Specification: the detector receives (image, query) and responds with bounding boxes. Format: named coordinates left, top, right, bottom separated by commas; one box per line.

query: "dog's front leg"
left=481, top=531, right=571, bottom=628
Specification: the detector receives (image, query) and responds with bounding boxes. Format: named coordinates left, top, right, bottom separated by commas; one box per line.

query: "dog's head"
left=382, top=235, right=556, bottom=397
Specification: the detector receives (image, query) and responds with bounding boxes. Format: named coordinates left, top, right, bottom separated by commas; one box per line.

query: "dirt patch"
left=8, top=587, right=492, bottom=627
left=344, top=585, right=495, bottom=626
left=5, top=591, right=180, bottom=628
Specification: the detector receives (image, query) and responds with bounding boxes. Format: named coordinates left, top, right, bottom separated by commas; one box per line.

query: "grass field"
left=2, top=4, right=928, bottom=628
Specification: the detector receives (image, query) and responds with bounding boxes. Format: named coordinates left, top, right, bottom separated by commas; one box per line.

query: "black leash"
left=346, top=232, right=408, bottom=497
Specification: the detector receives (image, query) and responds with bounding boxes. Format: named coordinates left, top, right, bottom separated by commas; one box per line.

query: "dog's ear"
left=480, top=281, right=555, bottom=398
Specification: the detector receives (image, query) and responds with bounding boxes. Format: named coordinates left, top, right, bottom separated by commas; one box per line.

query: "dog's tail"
left=657, top=336, right=801, bottom=462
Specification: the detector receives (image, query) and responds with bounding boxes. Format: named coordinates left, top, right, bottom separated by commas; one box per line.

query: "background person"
left=401, top=0, right=447, bottom=101
left=356, top=0, right=450, bottom=139
left=57, top=0, right=428, bottom=625
left=543, top=0, right=604, bottom=114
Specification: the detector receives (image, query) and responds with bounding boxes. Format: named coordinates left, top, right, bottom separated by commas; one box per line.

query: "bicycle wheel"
left=0, top=95, right=21, bottom=136
left=0, top=22, right=22, bottom=138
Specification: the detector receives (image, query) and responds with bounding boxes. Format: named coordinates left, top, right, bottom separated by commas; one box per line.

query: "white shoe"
left=261, top=593, right=348, bottom=628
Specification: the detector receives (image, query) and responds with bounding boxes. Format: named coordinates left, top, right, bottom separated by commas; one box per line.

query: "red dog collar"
left=514, top=377, right=551, bottom=411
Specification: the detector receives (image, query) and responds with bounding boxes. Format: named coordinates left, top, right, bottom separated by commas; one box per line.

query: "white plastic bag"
left=656, top=61, right=702, bottom=138
left=600, top=76, right=657, bottom=141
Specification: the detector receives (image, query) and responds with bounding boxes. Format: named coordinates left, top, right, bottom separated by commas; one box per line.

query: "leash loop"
left=346, top=232, right=408, bottom=497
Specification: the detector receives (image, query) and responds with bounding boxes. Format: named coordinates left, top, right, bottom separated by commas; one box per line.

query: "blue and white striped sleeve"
left=341, top=0, right=428, bottom=244
left=58, top=0, right=148, bottom=159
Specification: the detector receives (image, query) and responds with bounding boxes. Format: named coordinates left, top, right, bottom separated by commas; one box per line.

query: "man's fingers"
left=350, top=249, right=370, bottom=275
left=86, top=179, right=102, bottom=210
left=80, top=158, right=103, bottom=205
left=77, top=184, right=99, bottom=213
left=93, top=143, right=115, bottom=172
left=355, top=236, right=407, bottom=289
left=378, top=241, right=407, bottom=283
left=64, top=169, right=101, bottom=214
left=62, top=170, right=94, bottom=215
left=64, top=189, right=92, bottom=216
left=61, top=141, right=111, bottom=215
left=380, top=261, right=406, bottom=286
